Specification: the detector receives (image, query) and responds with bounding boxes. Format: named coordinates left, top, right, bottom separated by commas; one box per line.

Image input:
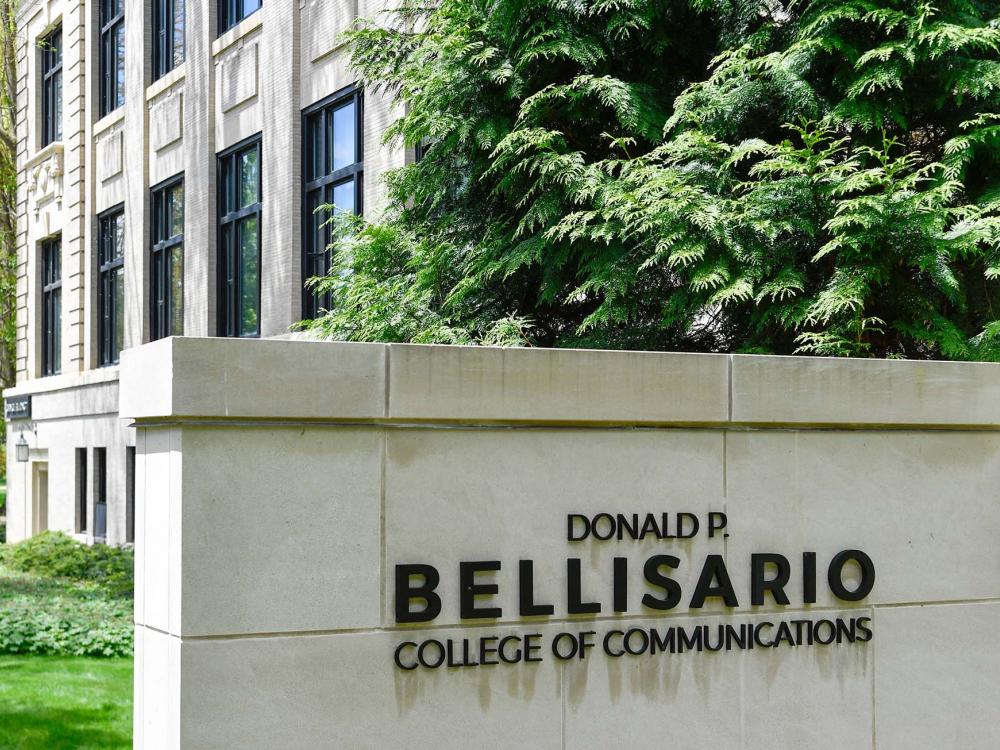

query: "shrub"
left=4, top=531, right=133, bottom=598
left=0, top=589, right=133, bottom=657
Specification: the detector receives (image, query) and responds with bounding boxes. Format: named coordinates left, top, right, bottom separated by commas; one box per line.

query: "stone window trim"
left=301, top=85, right=364, bottom=320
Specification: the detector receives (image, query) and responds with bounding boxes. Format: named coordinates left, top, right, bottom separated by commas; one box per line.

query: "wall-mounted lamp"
left=15, top=431, right=28, bottom=462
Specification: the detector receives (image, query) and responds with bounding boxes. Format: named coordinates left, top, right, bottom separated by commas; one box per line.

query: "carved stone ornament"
left=29, top=145, right=63, bottom=217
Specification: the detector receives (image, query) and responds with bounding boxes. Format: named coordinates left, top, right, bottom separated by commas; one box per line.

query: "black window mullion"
left=219, top=0, right=260, bottom=35
left=151, top=177, right=184, bottom=340
left=41, top=238, right=62, bottom=376
left=218, top=137, right=261, bottom=337
left=99, top=0, right=124, bottom=116
left=153, top=0, right=183, bottom=80
left=98, top=208, right=124, bottom=365
left=301, top=89, right=363, bottom=319
left=41, top=28, right=62, bottom=146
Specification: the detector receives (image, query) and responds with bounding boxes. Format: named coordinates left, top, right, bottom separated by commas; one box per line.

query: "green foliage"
left=304, top=0, right=1000, bottom=359
left=0, top=535, right=134, bottom=657
left=0, top=561, right=133, bottom=657
left=2, top=532, right=134, bottom=599
left=0, top=588, right=133, bottom=658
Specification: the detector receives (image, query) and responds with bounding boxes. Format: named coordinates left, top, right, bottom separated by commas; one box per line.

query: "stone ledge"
left=732, top=354, right=1000, bottom=427
left=118, top=337, right=1000, bottom=428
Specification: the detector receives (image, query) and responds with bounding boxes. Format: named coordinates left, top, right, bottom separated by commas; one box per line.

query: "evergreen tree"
left=306, top=0, right=1000, bottom=359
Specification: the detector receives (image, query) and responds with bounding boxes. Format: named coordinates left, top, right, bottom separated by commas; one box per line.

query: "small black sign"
left=5, top=395, right=31, bottom=421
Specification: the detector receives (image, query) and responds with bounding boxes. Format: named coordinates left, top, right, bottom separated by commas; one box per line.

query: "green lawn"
left=0, top=656, right=132, bottom=750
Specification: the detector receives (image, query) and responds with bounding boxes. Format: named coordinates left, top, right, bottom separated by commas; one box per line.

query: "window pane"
left=114, top=24, right=125, bottom=108
left=239, top=147, right=258, bottom=208
left=238, top=216, right=259, bottom=336
left=169, top=183, right=184, bottom=237
left=53, top=288, right=61, bottom=373
left=307, top=191, right=323, bottom=249
left=171, top=245, right=184, bottom=335
left=243, top=0, right=261, bottom=19
left=114, top=212, right=125, bottom=260
left=173, top=0, right=185, bottom=67
left=332, top=180, right=355, bottom=215
left=54, top=72, right=62, bottom=140
left=332, top=102, right=355, bottom=171
left=114, top=267, right=124, bottom=358
left=309, top=114, right=323, bottom=181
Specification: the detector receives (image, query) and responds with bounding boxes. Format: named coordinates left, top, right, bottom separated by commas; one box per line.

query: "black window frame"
left=217, top=134, right=262, bottom=338
left=151, top=175, right=184, bottom=340
left=40, top=26, right=62, bottom=146
left=125, top=446, right=135, bottom=544
left=41, top=236, right=61, bottom=376
left=152, top=0, right=184, bottom=81
left=218, top=0, right=261, bottom=36
left=75, top=447, right=88, bottom=534
left=98, top=206, right=125, bottom=366
left=99, top=0, right=125, bottom=117
left=301, top=87, right=364, bottom=319
left=93, top=447, right=107, bottom=544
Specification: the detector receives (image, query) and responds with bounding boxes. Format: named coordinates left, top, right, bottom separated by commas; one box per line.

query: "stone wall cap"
left=118, top=337, right=1000, bottom=428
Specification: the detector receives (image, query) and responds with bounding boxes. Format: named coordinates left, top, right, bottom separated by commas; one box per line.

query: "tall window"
left=219, top=0, right=261, bottom=35
left=151, top=177, right=184, bottom=339
left=41, top=237, right=61, bottom=376
left=125, top=446, right=135, bottom=544
left=153, top=0, right=184, bottom=80
left=218, top=136, right=261, bottom=337
left=41, top=27, right=62, bottom=146
left=98, top=208, right=125, bottom=365
left=100, top=0, right=125, bottom=116
left=75, top=448, right=88, bottom=533
left=93, top=447, right=107, bottom=543
left=302, top=89, right=363, bottom=318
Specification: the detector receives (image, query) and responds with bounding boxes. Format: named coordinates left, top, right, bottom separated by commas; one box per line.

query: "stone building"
left=4, top=0, right=402, bottom=544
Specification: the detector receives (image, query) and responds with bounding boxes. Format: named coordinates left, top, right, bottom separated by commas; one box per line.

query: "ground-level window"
left=41, top=236, right=61, bottom=376
left=218, top=0, right=260, bottom=36
left=152, top=0, right=184, bottom=80
left=218, top=135, right=261, bottom=337
left=41, top=26, right=62, bottom=146
left=93, top=447, right=107, bottom=543
left=75, top=447, right=88, bottom=533
left=151, top=177, right=184, bottom=340
left=302, top=88, right=363, bottom=319
left=98, top=207, right=125, bottom=365
left=125, top=446, right=135, bottom=544
left=99, top=0, right=125, bottom=116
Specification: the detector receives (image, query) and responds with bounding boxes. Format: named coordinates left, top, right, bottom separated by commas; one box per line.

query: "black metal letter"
left=828, top=549, right=875, bottom=602
left=641, top=554, right=682, bottom=611
left=519, top=560, right=554, bottom=616
left=689, top=554, right=739, bottom=608
left=803, top=551, right=817, bottom=604
left=394, top=564, right=441, bottom=624
left=460, top=561, right=502, bottom=619
left=567, top=558, right=601, bottom=614
left=751, top=553, right=791, bottom=606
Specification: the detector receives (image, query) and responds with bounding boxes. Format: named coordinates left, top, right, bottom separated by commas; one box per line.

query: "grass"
left=0, top=656, right=132, bottom=750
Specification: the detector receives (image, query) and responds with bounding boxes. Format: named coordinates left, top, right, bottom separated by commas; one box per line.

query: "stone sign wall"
left=120, top=338, right=1000, bottom=749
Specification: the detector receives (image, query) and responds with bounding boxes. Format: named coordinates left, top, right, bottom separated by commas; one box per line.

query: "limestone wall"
left=120, top=338, right=1000, bottom=749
